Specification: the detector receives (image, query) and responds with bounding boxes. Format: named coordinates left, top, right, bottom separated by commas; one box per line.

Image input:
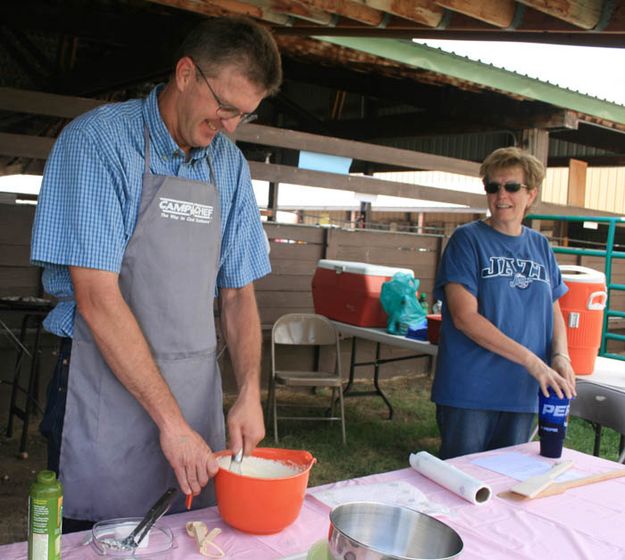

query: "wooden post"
left=521, top=128, right=549, bottom=233
left=417, top=212, right=425, bottom=235
left=557, top=158, right=588, bottom=247
left=567, top=158, right=588, bottom=208
left=267, top=181, right=279, bottom=222
left=520, top=128, right=549, bottom=169
left=267, top=152, right=279, bottom=222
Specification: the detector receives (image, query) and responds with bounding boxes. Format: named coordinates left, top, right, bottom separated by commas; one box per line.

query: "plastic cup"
left=538, top=389, right=571, bottom=458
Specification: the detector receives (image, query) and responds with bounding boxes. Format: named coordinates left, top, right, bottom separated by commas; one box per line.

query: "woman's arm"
left=445, top=282, right=575, bottom=398
left=550, top=300, right=576, bottom=389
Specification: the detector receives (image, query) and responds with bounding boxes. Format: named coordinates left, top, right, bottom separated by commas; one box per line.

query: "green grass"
left=230, top=374, right=624, bottom=486
left=261, top=375, right=439, bottom=486
left=567, top=416, right=622, bottom=462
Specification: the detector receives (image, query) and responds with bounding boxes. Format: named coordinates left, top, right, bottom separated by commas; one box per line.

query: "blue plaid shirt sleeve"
left=217, top=155, right=270, bottom=288
left=31, top=124, right=128, bottom=273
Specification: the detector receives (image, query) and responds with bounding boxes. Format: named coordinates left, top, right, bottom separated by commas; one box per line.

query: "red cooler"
left=426, top=314, right=442, bottom=344
left=312, top=259, right=414, bottom=327
left=558, top=265, right=607, bottom=375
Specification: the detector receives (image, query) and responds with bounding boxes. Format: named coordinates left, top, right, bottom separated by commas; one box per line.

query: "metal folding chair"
left=268, top=313, right=346, bottom=444
left=570, top=381, right=625, bottom=463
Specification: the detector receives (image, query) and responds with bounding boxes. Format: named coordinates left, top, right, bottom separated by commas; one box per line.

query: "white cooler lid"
left=317, top=259, right=414, bottom=277
left=559, top=265, right=605, bottom=284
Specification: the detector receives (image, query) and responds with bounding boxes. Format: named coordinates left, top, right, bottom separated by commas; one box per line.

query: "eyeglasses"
left=190, top=57, right=258, bottom=125
left=483, top=179, right=530, bottom=194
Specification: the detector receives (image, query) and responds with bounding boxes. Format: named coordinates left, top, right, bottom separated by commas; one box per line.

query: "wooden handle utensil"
left=534, top=468, right=625, bottom=497
left=500, top=467, right=625, bottom=501
left=510, top=460, right=574, bottom=498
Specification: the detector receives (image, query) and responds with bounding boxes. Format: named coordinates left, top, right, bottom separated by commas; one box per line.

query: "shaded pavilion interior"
left=2, top=0, right=625, bottom=190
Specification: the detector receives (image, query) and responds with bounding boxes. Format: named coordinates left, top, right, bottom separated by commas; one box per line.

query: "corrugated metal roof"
left=315, top=37, right=625, bottom=126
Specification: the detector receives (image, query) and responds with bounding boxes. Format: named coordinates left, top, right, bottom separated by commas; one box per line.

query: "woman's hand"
left=551, top=353, right=576, bottom=393
left=526, top=354, right=576, bottom=399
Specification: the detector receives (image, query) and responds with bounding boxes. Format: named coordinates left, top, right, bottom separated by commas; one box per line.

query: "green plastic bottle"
left=28, top=470, right=63, bottom=560
left=418, top=292, right=429, bottom=314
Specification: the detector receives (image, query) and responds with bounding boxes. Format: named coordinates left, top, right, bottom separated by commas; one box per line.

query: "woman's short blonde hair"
left=479, top=147, right=545, bottom=190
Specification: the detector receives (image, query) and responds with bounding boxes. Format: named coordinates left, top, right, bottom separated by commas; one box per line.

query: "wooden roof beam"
left=297, top=0, right=388, bottom=26
left=435, top=0, right=517, bottom=28
left=326, top=107, right=579, bottom=140
left=551, top=121, right=625, bottom=153
left=518, top=0, right=603, bottom=30
left=0, top=87, right=104, bottom=118
left=351, top=0, right=445, bottom=27
left=146, top=0, right=292, bottom=26
left=244, top=0, right=336, bottom=25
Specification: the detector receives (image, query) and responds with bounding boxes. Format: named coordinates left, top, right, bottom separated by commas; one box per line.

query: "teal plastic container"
left=28, top=470, right=63, bottom=560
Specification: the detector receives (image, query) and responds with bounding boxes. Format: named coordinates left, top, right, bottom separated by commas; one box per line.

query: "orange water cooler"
left=558, top=265, right=607, bottom=375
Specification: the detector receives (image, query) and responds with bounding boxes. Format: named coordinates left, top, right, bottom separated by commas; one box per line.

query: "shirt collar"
left=143, top=84, right=215, bottom=162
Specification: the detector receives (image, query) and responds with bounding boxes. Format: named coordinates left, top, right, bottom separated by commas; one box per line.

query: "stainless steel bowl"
left=328, top=502, right=463, bottom=560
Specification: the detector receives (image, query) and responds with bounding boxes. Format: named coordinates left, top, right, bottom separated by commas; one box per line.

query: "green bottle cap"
left=37, top=470, right=57, bottom=485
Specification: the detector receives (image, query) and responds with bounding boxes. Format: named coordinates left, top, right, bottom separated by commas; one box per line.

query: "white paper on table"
left=309, top=480, right=450, bottom=516
left=409, top=451, right=492, bottom=505
left=471, top=452, right=582, bottom=482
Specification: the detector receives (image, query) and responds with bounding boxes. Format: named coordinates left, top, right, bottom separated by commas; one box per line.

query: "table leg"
left=429, top=353, right=437, bottom=376
left=337, top=333, right=431, bottom=419
left=593, top=424, right=602, bottom=456
left=19, top=318, right=42, bottom=454
left=342, top=336, right=358, bottom=396
left=6, top=315, right=29, bottom=438
left=373, top=342, right=393, bottom=420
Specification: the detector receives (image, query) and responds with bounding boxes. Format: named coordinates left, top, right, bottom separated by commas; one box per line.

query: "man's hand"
left=160, top=423, right=219, bottom=496
left=219, top=284, right=265, bottom=457
left=226, top=387, right=265, bottom=457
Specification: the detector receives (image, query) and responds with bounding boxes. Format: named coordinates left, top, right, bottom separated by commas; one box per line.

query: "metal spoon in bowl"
left=120, top=487, right=177, bottom=549
left=230, top=449, right=243, bottom=475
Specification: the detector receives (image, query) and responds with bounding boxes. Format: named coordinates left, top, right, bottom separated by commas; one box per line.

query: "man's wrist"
left=237, top=381, right=261, bottom=401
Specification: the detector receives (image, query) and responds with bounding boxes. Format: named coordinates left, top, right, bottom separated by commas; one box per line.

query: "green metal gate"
left=527, top=214, right=625, bottom=362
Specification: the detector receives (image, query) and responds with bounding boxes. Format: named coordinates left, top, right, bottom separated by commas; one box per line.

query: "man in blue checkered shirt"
left=31, top=16, right=281, bottom=528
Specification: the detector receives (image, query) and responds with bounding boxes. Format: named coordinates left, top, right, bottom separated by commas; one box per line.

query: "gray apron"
left=59, top=126, right=225, bottom=520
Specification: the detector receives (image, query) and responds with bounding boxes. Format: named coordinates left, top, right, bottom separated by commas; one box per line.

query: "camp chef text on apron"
left=59, top=125, right=226, bottom=520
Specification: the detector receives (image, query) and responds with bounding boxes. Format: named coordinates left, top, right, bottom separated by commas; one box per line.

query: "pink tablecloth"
left=4, top=442, right=625, bottom=559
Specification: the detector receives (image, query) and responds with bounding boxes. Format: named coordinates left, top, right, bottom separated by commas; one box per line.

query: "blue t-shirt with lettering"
left=432, top=220, right=567, bottom=413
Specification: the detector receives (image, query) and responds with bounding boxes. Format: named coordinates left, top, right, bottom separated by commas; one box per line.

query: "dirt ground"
left=0, top=340, right=55, bottom=546
left=0, top=408, right=47, bottom=545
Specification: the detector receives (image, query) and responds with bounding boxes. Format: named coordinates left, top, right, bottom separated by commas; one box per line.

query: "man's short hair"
left=479, top=147, right=545, bottom=190
left=176, top=16, right=282, bottom=95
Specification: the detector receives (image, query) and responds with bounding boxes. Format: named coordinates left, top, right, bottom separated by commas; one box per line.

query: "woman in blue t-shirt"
left=432, top=147, right=576, bottom=459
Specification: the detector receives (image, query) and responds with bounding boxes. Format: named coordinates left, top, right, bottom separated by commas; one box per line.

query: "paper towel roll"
left=409, top=451, right=491, bottom=505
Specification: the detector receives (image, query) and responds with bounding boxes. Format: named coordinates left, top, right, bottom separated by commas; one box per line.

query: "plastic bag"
left=380, top=272, right=427, bottom=335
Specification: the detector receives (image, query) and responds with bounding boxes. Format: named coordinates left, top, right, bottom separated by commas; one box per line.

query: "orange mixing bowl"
left=214, top=447, right=316, bottom=534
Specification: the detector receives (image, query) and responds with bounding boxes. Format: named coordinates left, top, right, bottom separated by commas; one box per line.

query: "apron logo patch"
left=159, top=197, right=214, bottom=224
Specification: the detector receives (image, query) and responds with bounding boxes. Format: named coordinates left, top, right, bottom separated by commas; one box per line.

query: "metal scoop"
left=120, top=487, right=177, bottom=549
left=229, top=449, right=243, bottom=475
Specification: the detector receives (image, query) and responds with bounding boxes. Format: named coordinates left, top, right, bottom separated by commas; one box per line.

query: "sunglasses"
left=483, top=179, right=530, bottom=194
